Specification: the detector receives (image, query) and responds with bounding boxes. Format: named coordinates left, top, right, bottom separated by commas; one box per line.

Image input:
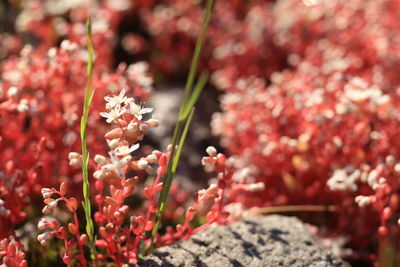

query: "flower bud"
left=68, top=223, right=78, bottom=235
left=146, top=154, right=158, bottom=164
left=102, top=164, right=115, bottom=172
left=94, top=155, right=107, bottom=165
left=69, top=158, right=81, bottom=168
left=137, top=159, right=148, bottom=170
left=7, top=87, right=18, bottom=98
left=206, top=146, right=217, bottom=156
left=158, top=155, right=167, bottom=166
left=247, top=182, right=265, bottom=192
left=94, top=170, right=106, bottom=180
left=41, top=188, right=53, bottom=199
left=147, top=119, right=160, bottom=128
left=37, top=232, right=52, bottom=246
left=108, top=139, right=120, bottom=150
left=176, top=224, right=184, bottom=232
left=105, top=128, right=123, bottom=140
left=79, top=234, right=88, bottom=244
left=127, top=122, right=139, bottom=132
left=68, top=152, right=80, bottom=160
left=60, top=183, right=67, bottom=195
left=42, top=205, right=53, bottom=215
left=38, top=218, right=49, bottom=230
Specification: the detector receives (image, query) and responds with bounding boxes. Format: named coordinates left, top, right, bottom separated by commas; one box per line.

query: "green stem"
left=251, top=205, right=336, bottom=214
left=181, top=0, right=214, bottom=112
left=151, top=0, right=215, bottom=246
left=80, top=18, right=96, bottom=262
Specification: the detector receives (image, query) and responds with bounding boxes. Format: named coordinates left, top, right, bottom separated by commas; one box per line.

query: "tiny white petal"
left=140, top=107, right=153, bottom=114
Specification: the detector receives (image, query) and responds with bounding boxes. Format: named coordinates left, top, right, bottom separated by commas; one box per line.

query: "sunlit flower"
left=100, top=107, right=123, bottom=123
left=105, top=89, right=128, bottom=110
left=125, top=100, right=153, bottom=120
left=102, top=151, right=132, bottom=178
left=114, top=143, right=140, bottom=156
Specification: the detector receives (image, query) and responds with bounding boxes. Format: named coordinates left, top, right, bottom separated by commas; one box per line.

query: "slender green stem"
left=80, top=18, right=96, bottom=262
left=181, top=0, right=214, bottom=113
left=151, top=0, right=215, bottom=247
left=172, top=109, right=195, bottom=172
left=251, top=205, right=336, bottom=214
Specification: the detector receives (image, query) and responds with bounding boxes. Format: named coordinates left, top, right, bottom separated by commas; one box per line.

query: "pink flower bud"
left=382, top=207, right=392, bottom=221
left=186, top=207, right=197, bottom=221
left=68, top=223, right=78, bottom=235
left=66, top=197, right=78, bottom=212
left=105, top=128, right=123, bottom=140
left=158, top=155, right=167, bottom=166
left=145, top=221, right=155, bottom=231
left=378, top=226, right=388, bottom=236
left=146, top=119, right=160, bottom=128
left=79, top=234, right=88, bottom=244
left=60, top=183, right=67, bottom=195
left=144, top=187, right=152, bottom=199
left=95, top=239, right=108, bottom=248
left=176, top=224, right=184, bottom=232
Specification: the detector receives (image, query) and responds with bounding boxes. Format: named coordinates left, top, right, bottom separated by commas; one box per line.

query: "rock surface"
left=139, top=215, right=349, bottom=267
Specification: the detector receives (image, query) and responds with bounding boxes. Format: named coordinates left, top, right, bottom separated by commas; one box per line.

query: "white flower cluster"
left=94, top=90, right=160, bottom=179
left=327, top=168, right=360, bottom=192
left=334, top=77, right=390, bottom=115
left=100, top=89, right=154, bottom=124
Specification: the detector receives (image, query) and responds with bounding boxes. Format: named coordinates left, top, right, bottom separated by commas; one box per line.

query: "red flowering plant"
left=134, top=0, right=400, bottom=264
left=211, top=41, right=400, bottom=265
left=33, top=2, right=263, bottom=265
left=2, top=0, right=400, bottom=265
left=36, top=90, right=263, bottom=265
left=138, top=0, right=283, bottom=79
left=11, top=0, right=133, bottom=65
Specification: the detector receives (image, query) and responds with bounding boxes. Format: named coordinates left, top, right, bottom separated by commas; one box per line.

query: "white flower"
left=38, top=218, right=54, bottom=230
left=100, top=107, right=123, bottom=123
left=114, top=143, right=140, bottom=156
left=355, top=195, right=371, bottom=207
left=104, top=89, right=127, bottom=110
left=41, top=188, right=53, bottom=199
left=102, top=151, right=133, bottom=178
left=327, top=169, right=359, bottom=191
left=125, top=100, right=153, bottom=120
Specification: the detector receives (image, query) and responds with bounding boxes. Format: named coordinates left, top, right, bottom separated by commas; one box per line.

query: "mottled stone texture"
left=139, top=215, right=349, bottom=267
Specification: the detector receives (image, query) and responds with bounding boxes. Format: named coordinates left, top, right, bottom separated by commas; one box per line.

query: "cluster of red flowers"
left=210, top=0, right=400, bottom=262
left=126, top=0, right=400, bottom=263
left=34, top=87, right=261, bottom=265
left=0, top=1, right=155, bottom=265
left=1, top=0, right=400, bottom=265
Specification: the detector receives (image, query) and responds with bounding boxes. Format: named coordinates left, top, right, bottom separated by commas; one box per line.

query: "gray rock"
left=139, top=215, right=349, bottom=267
